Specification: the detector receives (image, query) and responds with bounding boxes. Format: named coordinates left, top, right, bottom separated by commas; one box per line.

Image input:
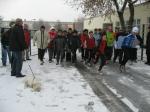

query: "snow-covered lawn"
left=0, top=52, right=109, bottom=112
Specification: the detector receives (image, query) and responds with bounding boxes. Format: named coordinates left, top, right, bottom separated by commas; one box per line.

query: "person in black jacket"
left=1, top=22, right=15, bottom=66
left=9, top=18, right=27, bottom=78
left=70, top=30, right=80, bottom=63
left=145, top=26, right=150, bottom=65
left=54, top=30, right=66, bottom=65
left=65, top=28, right=72, bottom=62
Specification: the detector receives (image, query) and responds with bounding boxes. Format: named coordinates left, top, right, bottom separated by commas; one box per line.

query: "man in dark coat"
left=9, top=18, right=27, bottom=77
left=65, top=28, right=72, bottom=62
left=145, top=26, right=150, bottom=65
left=70, top=30, right=80, bottom=63
left=54, top=30, right=66, bottom=65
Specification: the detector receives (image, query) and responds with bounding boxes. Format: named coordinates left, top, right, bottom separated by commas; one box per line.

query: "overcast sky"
left=0, top=0, right=83, bottom=22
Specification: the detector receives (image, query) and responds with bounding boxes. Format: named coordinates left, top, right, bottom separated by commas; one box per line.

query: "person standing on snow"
left=65, top=28, right=73, bottom=62
left=33, top=25, right=49, bottom=65
left=48, top=27, right=57, bottom=63
left=80, top=29, right=89, bottom=61
left=54, top=30, right=66, bottom=65
left=9, top=18, right=27, bottom=77
left=23, top=24, right=31, bottom=61
left=86, top=31, right=95, bottom=64
left=145, top=26, right=150, bottom=65
left=70, top=30, right=80, bottom=63
left=1, top=22, right=15, bottom=66
left=120, top=27, right=140, bottom=72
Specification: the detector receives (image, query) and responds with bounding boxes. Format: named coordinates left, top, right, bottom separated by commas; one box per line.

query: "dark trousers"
left=121, top=48, right=131, bottom=66
left=146, top=49, right=150, bottom=63
left=113, top=49, right=123, bottom=64
left=1, top=45, right=11, bottom=65
left=38, top=49, right=46, bottom=61
left=71, top=49, right=77, bottom=63
left=11, top=51, right=23, bottom=76
left=130, top=48, right=137, bottom=61
left=84, top=49, right=89, bottom=61
left=56, top=50, right=64, bottom=63
left=105, top=46, right=113, bottom=60
left=81, top=47, right=85, bottom=60
left=87, top=49, right=94, bottom=63
left=66, top=52, right=71, bottom=62
left=48, top=48, right=54, bottom=61
left=99, top=54, right=106, bottom=69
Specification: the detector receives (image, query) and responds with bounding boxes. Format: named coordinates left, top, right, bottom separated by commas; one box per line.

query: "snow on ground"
left=0, top=50, right=109, bottom=112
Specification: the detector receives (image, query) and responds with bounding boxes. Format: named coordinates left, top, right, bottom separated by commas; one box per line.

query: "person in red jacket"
left=86, top=31, right=95, bottom=64
left=23, top=24, right=31, bottom=61
left=48, top=27, right=57, bottom=62
left=95, top=33, right=107, bottom=71
left=80, top=29, right=88, bottom=61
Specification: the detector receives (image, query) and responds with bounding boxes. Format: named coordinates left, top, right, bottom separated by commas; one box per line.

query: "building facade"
left=84, top=1, right=150, bottom=44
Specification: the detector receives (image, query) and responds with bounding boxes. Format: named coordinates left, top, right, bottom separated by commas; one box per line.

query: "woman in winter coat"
left=86, top=31, right=95, bottom=64
left=33, top=25, right=49, bottom=65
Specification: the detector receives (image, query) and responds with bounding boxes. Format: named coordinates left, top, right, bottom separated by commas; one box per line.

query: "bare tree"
left=66, top=0, right=147, bottom=31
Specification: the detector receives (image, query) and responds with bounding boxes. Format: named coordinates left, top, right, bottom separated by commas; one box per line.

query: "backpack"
left=121, top=34, right=135, bottom=48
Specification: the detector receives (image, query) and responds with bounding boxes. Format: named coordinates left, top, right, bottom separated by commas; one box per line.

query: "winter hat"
left=132, top=27, right=139, bottom=33
left=50, top=27, right=55, bottom=30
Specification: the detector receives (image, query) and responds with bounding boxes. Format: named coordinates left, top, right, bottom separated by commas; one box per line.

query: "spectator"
left=54, top=30, right=66, bottom=65
left=23, top=24, right=31, bottom=61
left=33, top=25, right=49, bottom=65
left=105, top=26, right=115, bottom=60
left=48, top=27, right=57, bottom=63
left=145, top=26, right=150, bottom=65
left=1, top=22, right=15, bottom=66
left=9, top=18, right=27, bottom=77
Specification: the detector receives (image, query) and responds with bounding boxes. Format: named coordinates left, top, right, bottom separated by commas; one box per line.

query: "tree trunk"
left=128, top=3, right=134, bottom=32
left=117, top=11, right=126, bottom=31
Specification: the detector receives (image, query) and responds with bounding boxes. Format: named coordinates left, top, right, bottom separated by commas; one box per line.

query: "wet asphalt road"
left=74, top=61, right=150, bottom=112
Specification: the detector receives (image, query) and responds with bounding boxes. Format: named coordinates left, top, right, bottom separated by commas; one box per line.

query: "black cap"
left=40, top=25, right=45, bottom=29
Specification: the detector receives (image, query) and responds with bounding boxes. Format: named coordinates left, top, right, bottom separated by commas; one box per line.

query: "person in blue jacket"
left=120, top=27, right=139, bottom=72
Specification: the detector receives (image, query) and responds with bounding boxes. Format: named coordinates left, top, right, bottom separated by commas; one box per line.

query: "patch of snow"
left=0, top=49, right=110, bottom=112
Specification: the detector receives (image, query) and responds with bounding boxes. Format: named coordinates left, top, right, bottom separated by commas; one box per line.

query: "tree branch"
left=121, top=0, right=128, bottom=12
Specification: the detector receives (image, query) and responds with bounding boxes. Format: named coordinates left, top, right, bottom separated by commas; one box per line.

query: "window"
left=137, top=19, right=141, bottom=25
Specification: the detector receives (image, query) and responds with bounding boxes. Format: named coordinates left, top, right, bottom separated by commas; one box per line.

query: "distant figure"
left=86, top=31, right=95, bottom=64
left=48, top=27, right=57, bottom=63
left=70, top=30, right=80, bottom=63
left=145, top=26, right=150, bottom=65
left=65, top=28, right=72, bottom=62
left=9, top=18, right=27, bottom=77
left=120, top=27, right=139, bottom=72
left=33, top=25, right=49, bottom=65
left=54, top=30, right=66, bottom=65
left=105, top=26, right=115, bottom=60
left=1, top=22, right=15, bottom=66
left=23, top=24, right=31, bottom=61
left=80, top=29, right=89, bottom=61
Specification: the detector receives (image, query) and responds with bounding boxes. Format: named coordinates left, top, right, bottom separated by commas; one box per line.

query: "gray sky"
left=0, top=0, right=83, bottom=22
